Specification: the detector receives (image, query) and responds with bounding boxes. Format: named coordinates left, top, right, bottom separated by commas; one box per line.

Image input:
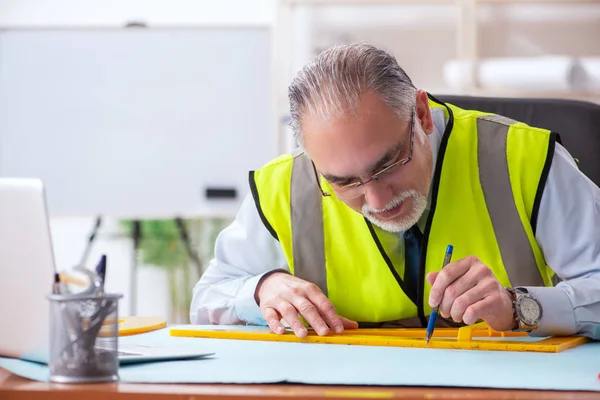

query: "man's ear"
left=415, top=89, right=434, bottom=135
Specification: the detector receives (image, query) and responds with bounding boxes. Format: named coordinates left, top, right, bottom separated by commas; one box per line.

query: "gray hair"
left=288, top=42, right=418, bottom=147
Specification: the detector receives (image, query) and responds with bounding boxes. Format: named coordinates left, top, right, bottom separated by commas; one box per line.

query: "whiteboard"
left=0, top=28, right=275, bottom=218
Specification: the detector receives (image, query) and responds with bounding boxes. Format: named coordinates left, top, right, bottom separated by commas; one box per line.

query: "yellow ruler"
left=170, top=322, right=588, bottom=353
left=100, top=316, right=167, bottom=337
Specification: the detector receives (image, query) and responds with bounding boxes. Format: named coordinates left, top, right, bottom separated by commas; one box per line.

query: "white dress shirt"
left=190, top=107, right=600, bottom=340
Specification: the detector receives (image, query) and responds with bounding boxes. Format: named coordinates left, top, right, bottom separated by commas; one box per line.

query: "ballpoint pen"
left=95, top=254, right=107, bottom=296
left=425, top=244, right=454, bottom=344
left=52, top=272, right=62, bottom=294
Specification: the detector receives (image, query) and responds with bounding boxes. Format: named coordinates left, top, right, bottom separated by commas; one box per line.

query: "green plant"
left=120, top=219, right=200, bottom=323
left=120, top=217, right=232, bottom=323
left=121, top=220, right=191, bottom=269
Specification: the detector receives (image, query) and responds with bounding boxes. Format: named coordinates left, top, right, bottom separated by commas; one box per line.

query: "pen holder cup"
left=47, top=293, right=123, bottom=383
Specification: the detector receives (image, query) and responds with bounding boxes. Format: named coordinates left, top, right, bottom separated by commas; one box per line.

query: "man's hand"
left=255, top=272, right=358, bottom=338
left=426, top=256, right=516, bottom=331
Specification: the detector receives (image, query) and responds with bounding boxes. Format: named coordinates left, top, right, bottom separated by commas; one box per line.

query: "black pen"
left=95, top=254, right=107, bottom=295
left=52, top=272, right=61, bottom=294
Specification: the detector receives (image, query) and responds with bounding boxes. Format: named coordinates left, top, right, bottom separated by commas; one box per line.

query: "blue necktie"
left=403, top=224, right=423, bottom=298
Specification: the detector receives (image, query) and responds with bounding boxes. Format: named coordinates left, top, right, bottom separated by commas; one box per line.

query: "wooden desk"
left=1, top=368, right=597, bottom=400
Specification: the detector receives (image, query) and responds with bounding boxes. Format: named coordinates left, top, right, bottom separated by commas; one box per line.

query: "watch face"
left=517, top=296, right=541, bottom=325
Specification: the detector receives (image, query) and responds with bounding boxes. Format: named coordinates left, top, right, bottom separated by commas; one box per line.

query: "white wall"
left=0, top=0, right=275, bottom=27
left=0, top=0, right=268, bottom=324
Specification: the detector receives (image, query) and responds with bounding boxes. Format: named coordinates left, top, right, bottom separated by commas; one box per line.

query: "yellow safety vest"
left=250, top=94, right=558, bottom=327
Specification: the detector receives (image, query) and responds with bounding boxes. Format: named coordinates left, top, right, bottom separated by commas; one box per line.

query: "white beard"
left=362, top=189, right=428, bottom=232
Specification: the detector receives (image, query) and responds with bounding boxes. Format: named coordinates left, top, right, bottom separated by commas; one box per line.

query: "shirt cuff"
left=523, top=286, right=577, bottom=337
left=233, top=269, right=290, bottom=326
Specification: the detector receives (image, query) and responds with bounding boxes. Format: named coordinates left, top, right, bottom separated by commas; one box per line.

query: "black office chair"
left=434, top=95, right=600, bottom=187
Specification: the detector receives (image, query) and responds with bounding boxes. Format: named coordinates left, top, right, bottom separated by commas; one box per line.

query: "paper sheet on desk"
left=1, top=325, right=599, bottom=391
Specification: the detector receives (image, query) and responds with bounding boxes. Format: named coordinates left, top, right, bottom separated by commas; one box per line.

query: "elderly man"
left=190, top=42, right=600, bottom=340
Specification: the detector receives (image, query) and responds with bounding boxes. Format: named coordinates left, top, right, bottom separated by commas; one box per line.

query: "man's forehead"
left=302, top=91, right=399, bottom=134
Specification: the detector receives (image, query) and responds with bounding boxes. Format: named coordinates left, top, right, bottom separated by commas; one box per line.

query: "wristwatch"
left=507, top=287, right=543, bottom=332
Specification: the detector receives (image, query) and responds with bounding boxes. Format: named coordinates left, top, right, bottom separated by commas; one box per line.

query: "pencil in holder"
left=47, top=292, right=123, bottom=383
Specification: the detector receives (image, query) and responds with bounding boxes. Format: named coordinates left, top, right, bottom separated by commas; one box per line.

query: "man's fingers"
left=448, top=282, right=489, bottom=322
left=438, top=268, right=479, bottom=318
left=277, top=302, right=308, bottom=338
left=305, top=287, right=345, bottom=333
left=263, top=307, right=286, bottom=334
left=291, top=297, right=330, bottom=336
left=462, top=296, right=497, bottom=325
left=341, top=317, right=359, bottom=329
left=426, top=271, right=439, bottom=286
left=258, top=274, right=348, bottom=337
left=429, top=256, right=477, bottom=307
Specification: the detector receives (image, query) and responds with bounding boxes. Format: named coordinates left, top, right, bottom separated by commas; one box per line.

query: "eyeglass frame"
left=311, top=110, right=416, bottom=198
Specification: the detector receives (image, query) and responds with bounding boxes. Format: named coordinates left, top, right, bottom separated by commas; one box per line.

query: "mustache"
left=362, top=189, right=420, bottom=214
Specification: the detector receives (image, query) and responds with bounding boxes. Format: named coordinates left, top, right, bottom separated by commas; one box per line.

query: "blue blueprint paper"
left=1, top=325, right=599, bottom=391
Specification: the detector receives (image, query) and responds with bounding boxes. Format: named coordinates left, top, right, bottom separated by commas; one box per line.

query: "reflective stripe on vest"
left=477, top=114, right=545, bottom=287
left=290, top=148, right=328, bottom=295
left=289, top=114, right=546, bottom=292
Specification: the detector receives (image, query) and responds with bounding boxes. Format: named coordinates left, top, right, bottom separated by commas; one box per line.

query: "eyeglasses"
left=312, top=111, right=415, bottom=201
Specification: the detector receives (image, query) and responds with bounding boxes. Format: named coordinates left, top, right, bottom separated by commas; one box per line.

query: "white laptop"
left=0, top=178, right=214, bottom=365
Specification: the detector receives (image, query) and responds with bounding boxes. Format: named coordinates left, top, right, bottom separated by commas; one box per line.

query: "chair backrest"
left=435, top=95, right=600, bottom=187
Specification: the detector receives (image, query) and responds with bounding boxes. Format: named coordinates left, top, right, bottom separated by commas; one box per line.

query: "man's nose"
left=364, top=181, right=394, bottom=210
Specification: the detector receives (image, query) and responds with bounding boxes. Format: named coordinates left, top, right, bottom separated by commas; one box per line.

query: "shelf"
left=282, top=0, right=454, bottom=5
left=283, top=0, right=600, bottom=4
left=274, top=0, right=600, bottom=152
